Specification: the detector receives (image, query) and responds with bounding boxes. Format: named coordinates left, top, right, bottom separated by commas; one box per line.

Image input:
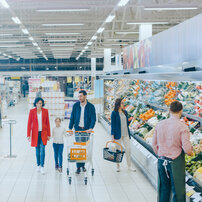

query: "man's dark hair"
left=170, top=101, right=183, bottom=113
left=34, top=97, right=45, bottom=107
left=79, top=90, right=87, bottom=96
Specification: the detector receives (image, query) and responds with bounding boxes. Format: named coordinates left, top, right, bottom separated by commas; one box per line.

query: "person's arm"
left=63, top=127, right=67, bottom=137
left=152, top=126, right=158, bottom=155
left=111, top=111, right=116, bottom=141
left=46, top=110, right=51, bottom=140
left=69, top=104, right=75, bottom=130
left=181, top=126, right=193, bottom=156
left=27, top=110, right=33, bottom=141
left=89, top=104, right=96, bottom=129
left=52, top=128, right=54, bottom=138
left=125, top=111, right=130, bottom=126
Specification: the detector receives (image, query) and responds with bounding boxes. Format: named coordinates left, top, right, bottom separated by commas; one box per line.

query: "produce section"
left=101, top=77, right=202, bottom=199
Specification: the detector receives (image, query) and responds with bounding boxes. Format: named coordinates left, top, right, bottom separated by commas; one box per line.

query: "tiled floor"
left=0, top=99, right=157, bottom=202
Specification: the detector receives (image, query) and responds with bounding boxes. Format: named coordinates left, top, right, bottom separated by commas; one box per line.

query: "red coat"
left=27, top=108, right=50, bottom=147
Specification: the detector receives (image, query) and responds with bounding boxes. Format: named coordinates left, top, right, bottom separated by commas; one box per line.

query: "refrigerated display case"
left=99, top=74, right=202, bottom=201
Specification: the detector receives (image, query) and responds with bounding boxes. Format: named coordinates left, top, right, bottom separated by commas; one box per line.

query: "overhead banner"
left=123, top=13, right=202, bottom=69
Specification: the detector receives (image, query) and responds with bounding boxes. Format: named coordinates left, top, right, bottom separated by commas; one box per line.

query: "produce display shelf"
left=99, top=114, right=202, bottom=199
left=145, top=101, right=202, bottom=125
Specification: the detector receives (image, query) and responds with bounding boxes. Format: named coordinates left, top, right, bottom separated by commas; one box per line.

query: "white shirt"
left=37, top=112, right=42, bottom=132
left=52, top=126, right=67, bottom=144
left=79, top=104, right=86, bottom=127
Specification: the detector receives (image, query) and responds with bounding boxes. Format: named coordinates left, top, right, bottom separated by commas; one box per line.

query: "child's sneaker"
left=55, top=165, right=59, bottom=171
left=58, top=167, right=62, bottom=173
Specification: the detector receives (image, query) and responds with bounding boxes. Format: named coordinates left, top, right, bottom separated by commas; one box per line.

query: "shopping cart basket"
left=66, top=130, right=94, bottom=185
left=103, top=141, right=125, bottom=163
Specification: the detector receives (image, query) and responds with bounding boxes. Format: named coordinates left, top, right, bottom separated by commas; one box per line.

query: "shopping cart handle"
left=67, top=130, right=94, bottom=133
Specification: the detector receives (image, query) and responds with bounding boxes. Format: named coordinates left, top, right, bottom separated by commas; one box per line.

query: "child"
left=52, top=117, right=67, bottom=173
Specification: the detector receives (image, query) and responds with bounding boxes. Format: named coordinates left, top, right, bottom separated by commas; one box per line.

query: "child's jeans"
left=53, top=143, right=64, bottom=168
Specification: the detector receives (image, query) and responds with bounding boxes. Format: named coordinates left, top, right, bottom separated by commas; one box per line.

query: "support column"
left=115, top=53, right=122, bottom=70
left=91, top=58, right=96, bottom=90
left=104, top=48, right=111, bottom=72
left=139, top=24, right=152, bottom=41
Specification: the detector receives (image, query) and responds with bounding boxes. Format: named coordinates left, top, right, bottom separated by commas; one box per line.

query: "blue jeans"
left=75, top=130, right=89, bottom=169
left=53, top=143, right=64, bottom=168
left=35, top=132, right=45, bottom=167
left=158, top=159, right=177, bottom=202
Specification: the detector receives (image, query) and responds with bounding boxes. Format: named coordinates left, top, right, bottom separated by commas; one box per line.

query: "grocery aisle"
left=0, top=99, right=157, bottom=202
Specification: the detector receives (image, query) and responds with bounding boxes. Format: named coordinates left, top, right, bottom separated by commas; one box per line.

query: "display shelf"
left=145, top=101, right=202, bottom=125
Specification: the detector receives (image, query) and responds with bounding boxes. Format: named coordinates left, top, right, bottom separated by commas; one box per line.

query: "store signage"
left=67, top=77, right=72, bottom=83
left=123, top=14, right=202, bottom=69
left=11, top=77, right=20, bottom=80
left=2, top=120, right=16, bottom=124
left=75, top=76, right=80, bottom=83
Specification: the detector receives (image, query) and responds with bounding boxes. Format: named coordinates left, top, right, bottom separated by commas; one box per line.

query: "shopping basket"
left=103, top=141, right=125, bottom=163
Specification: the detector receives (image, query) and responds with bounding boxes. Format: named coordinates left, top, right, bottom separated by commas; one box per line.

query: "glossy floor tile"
left=0, top=98, right=157, bottom=202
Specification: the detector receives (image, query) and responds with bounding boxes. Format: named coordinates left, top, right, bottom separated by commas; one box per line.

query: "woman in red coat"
left=27, top=97, right=50, bottom=174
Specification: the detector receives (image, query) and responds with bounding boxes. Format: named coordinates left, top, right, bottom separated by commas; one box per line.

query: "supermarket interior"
left=0, top=0, right=202, bottom=202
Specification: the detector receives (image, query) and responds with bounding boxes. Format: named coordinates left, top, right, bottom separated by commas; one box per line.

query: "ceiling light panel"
left=45, top=33, right=80, bottom=35
left=105, top=15, right=115, bottom=23
left=12, top=17, right=22, bottom=24
left=42, top=24, right=84, bottom=26
left=0, top=0, right=9, bottom=8
left=37, top=9, right=89, bottom=12
left=118, top=0, right=130, bottom=7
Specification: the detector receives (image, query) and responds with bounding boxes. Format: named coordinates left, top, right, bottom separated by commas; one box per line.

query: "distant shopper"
left=22, top=81, right=26, bottom=97
left=69, top=90, right=96, bottom=174
left=36, top=86, right=43, bottom=98
left=52, top=117, right=67, bottom=173
left=111, top=98, right=136, bottom=172
left=27, top=97, right=51, bottom=175
left=152, top=101, right=193, bottom=202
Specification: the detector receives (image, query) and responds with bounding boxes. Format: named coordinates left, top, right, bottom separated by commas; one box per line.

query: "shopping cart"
left=66, top=130, right=94, bottom=185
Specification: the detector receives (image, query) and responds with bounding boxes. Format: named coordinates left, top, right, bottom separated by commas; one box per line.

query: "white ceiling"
left=0, top=0, right=201, bottom=60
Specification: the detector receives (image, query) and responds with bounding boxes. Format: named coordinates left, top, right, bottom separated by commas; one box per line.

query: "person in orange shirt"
left=27, top=97, right=51, bottom=175
left=152, top=101, right=193, bottom=202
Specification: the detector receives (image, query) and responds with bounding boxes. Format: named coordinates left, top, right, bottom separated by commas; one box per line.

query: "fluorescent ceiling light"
left=42, top=23, right=84, bottom=26
left=97, top=27, right=105, bottom=33
left=39, top=50, right=43, bottom=53
left=118, top=0, right=129, bottom=7
left=104, top=43, right=128, bottom=46
left=12, top=17, right=22, bottom=24
left=127, top=22, right=169, bottom=25
left=37, top=47, right=41, bottom=50
left=0, top=40, right=19, bottom=43
left=49, top=44, right=75, bottom=47
left=0, top=0, right=9, bottom=8
left=87, top=41, right=93, bottom=46
left=91, top=36, right=97, bottom=40
left=115, top=31, right=138, bottom=34
left=82, top=50, right=86, bottom=53
left=144, top=7, right=198, bottom=11
left=0, top=33, right=12, bottom=36
left=37, top=9, right=89, bottom=12
left=48, top=39, right=77, bottom=42
left=29, top=37, right=34, bottom=41
left=22, top=29, right=29, bottom=34
left=105, top=15, right=115, bottom=23
left=32, top=42, right=38, bottom=46
left=84, top=46, right=88, bottom=49
left=0, top=44, right=24, bottom=47
left=45, top=33, right=80, bottom=35
left=3, top=53, right=7, bottom=56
